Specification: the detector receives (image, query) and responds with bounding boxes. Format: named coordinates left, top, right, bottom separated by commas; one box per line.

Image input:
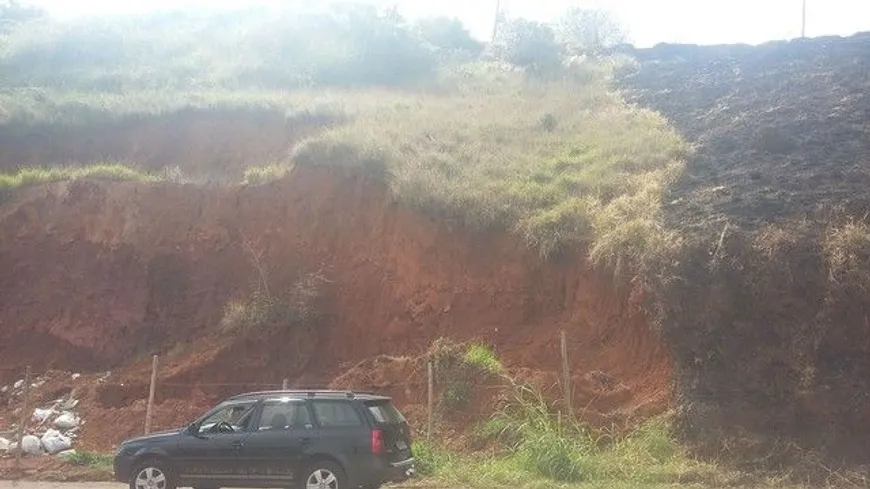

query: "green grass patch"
left=65, top=450, right=114, bottom=469
left=418, top=385, right=726, bottom=488
left=0, top=163, right=159, bottom=199
left=293, top=61, right=687, bottom=276
left=464, top=343, right=503, bottom=374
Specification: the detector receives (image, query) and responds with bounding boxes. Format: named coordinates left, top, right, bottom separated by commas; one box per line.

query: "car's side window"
left=198, top=402, right=258, bottom=435
left=257, top=400, right=313, bottom=431
left=311, top=400, right=363, bottom=428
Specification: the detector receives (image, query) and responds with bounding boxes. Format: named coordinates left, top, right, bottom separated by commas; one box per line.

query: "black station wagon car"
left=113, top=390, right=415, bottom=489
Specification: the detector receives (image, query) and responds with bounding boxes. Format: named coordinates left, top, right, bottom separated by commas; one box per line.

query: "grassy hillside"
left=8, top=3, right=870, bottom=480
left=0, top=7, right=688, bottom=277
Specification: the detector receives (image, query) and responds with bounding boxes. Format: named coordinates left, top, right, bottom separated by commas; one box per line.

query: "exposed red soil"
left=0, top=163, right=672, bottom=451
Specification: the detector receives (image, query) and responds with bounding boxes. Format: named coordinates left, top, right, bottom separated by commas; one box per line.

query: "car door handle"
left=299, top=438, right=311, bottom=445
left=232, top=440, right=244, bottom=450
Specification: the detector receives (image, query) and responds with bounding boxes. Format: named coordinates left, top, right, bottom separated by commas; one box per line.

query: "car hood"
left=121, top=428, right=182, bottom=445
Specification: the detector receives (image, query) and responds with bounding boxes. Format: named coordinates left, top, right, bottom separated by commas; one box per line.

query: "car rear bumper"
left=388, top=457, right=416, bottom=482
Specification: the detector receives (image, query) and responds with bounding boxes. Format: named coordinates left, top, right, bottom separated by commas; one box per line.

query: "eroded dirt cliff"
left=0, top=164, right=671, bottom=449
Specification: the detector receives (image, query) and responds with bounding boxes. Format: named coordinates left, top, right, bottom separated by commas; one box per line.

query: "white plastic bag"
left=21, top=435, right=43, bottom=455
left=41, top=429, right=72, bottom=454
left=53, top=411, right=80, bottom=430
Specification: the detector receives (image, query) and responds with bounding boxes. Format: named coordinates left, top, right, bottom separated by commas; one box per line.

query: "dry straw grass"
left=293, top=62, right=688, bottom=276
left=824, top=218, right=870, bottom=290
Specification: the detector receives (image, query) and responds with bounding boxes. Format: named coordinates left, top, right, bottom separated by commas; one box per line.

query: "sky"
left=20, top=0, right=870, bottom=48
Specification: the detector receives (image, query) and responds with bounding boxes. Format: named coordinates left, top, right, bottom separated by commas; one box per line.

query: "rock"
left=56, top=398, right=79, bottom=411
left=0, top=437, right=9, bottom=451
left=21, top=435, right=43, bottom=455
left=41, top=429, right=72, bottom=454
left=53, top=411, right=80, bottom=430
left=71, top=373, right=81, bottom=380
left=32, top=408, right=54, bottom=424
left=57, top=449, right=77, bottom=459
left=13, top=379, right=24, bottom=389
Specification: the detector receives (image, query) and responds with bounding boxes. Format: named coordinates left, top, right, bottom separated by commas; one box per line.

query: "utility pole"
left=801, top=0, right=807, bottom=38
left=491, top=0, right=502, bottom=43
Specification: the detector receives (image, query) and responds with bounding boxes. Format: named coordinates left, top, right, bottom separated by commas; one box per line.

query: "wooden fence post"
left=145, top=355, right=159, bottom=435
left=427, top=360, right=434, bottom=440
left=560, top=330, right=572, bottom=415
left=15, top=365, right=31, bottom=467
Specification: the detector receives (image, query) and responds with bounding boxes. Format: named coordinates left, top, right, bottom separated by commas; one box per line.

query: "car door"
left=176, top=400, right=259, bottom=486
left=309, top=399, right=371, bottom=480
left=241, top=397, right=315, bottom=486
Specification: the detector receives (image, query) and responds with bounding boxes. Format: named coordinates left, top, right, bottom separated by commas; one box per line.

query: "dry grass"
left=0, top=163, right=158, bottom=200
left=293, top=62, right=688, bottom=274
left=823, top=218, right=870, bottom=289
left=0, top=88, right=348, bottom=125
left=242, top=163, right=292, bottom=186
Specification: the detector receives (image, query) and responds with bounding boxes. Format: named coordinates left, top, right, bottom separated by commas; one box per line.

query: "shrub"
left=412, top=439, right=456, bottom=477
left=220, top=271, right=328, bottom=332
left=441, top=380, right=472, bottom=412
left=464, top=343, right=503, bottom=374
left=555, top=8, right=629, bottom=55
left=496, top=19, right=563, bottom=74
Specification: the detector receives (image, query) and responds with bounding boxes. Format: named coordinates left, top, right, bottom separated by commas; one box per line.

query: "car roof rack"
left=226, top=389, right=387, bottom=401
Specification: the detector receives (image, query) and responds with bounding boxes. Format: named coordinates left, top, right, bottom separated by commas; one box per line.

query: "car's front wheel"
left=302, top=460, right=345, bottom=489
left=130, top=459, right=176, bottom=489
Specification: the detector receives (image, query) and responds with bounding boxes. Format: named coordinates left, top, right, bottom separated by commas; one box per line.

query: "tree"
left=556, top=8, right=628, bottom=55
left=0, top=0, right=46, bottom=33
left=416, top=16, right=483, bottom=54
left=497, top=18, right=562, bottom=74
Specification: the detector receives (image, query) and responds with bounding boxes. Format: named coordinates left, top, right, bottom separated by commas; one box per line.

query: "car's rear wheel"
left=302, top=460, right=345, bottom=489
left=130, top=459, right=176, bottom=489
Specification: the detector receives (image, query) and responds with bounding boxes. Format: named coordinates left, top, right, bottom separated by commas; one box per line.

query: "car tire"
left=129, top=458, right=176, bottom=489
left=301, top=460, right=346, bottom=489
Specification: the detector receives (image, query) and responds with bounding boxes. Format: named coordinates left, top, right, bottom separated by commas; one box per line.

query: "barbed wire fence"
left=5, top=329, right=578, bottom=452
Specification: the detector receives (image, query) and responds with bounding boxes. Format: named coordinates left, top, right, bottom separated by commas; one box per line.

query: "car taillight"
left=371, top=429, right=385, bottom=455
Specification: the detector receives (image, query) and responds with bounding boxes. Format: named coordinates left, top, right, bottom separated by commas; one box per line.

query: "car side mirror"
left=186, top=423, right=199, bottom=435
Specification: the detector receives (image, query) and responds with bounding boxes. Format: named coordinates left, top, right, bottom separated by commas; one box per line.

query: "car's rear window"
left=366, top=401, right=406, bottom=425
left=311, top=400, right=364, bottom=427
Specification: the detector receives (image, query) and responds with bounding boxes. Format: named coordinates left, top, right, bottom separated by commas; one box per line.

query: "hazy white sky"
left=21, top=0, right=870, bottom=47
